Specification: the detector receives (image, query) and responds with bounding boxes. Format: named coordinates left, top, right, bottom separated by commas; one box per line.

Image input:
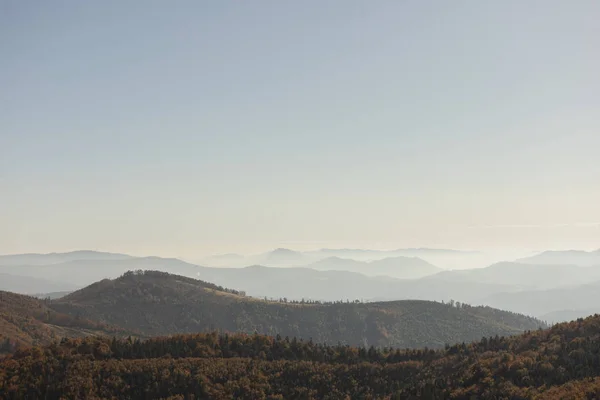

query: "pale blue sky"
left=1, top=1, right=599, bottom=257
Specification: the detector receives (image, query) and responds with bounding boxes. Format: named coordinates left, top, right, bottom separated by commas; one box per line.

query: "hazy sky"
left=1, top=1, right=599, bottom=258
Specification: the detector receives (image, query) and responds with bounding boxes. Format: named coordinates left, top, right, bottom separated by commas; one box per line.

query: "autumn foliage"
left=2, top=315, right=600, bottom=399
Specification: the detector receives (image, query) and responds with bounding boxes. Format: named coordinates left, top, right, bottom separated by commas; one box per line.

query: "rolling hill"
left=50, top=270, right=545, bottom=349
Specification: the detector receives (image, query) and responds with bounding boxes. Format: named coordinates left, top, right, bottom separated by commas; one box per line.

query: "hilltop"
left=50, top=270, right=545, bottom=349
left=1, top=314, right=599, bottom=398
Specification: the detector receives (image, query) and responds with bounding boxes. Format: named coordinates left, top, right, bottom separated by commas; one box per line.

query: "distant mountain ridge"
left=0, top=273, right=78, bottom=294
left=0, top=256, right=536, bottom=311
left=0, top=250, right=134, bottom=266
left=540, top=308, right=600, bottom=324
left=308, top=255, right=442, bottom=279
left=4, top=248, right=600, bottom=323
left=200, top=247, right=485, bottom=268
left=428, top=261, right=600, bottom=290
left=516, top=249, right=600, bottom=267
left=483, top=280, right=600, bottom=318
left=314, top=247, right=478, bottom=256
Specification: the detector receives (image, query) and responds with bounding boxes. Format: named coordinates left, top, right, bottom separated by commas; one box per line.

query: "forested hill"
left=0, top=291, right=130, bottom=354
left=1, top=315, right=600, bottom=399
left=50, top=270, right=545, bottom=349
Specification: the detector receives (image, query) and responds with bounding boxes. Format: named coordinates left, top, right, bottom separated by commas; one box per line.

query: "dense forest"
left=1, top=314, right=600, bottom=399
left=47, top=270, right=545, bottom=349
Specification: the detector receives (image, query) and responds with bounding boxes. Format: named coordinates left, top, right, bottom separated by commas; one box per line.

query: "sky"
left=1, top=1, right=599, bottom=258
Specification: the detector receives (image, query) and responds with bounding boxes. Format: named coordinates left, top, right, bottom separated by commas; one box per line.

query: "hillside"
left=50, top=271, right=545, bottom=349
left=1, top=315, right=599, bottom=399
left=0, top=291, right=129, bottom=354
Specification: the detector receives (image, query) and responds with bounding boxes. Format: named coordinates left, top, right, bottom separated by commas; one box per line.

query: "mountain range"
left=201, top=246, right=488, bottom=269
left=0, top=257, right=522, bottom=307
left=2, top=248, right=600, bottom=323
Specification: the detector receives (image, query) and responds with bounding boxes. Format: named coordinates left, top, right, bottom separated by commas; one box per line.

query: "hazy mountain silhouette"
left=5, top=250, right=599, bottom=315
left=307, top=256, right=442, bottom=279
left=190, top=264, right=524, bottom=304
left=0, top=273, right=78, bottom=294
left=540, top=308, right=600, bottom=324
left=483, top=280, right=600, bottom=317
left=198, top=247, right=488, bottom=269
left=201, top=253, right=246, bottom=267
left=312, top=248, right=476, bottom=258
left=0, top=250, right=134, bottom=266
left=307, top=248, right=494, bottom=270
left=0, top=257, right=200, bottom=287
left=0, top=255, right=525, bottom=306
left=516, top=249, right=600, bottom=267
left=255, top=248, right=308, bottom=266
left=427, top=261, right=600, bottom=289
